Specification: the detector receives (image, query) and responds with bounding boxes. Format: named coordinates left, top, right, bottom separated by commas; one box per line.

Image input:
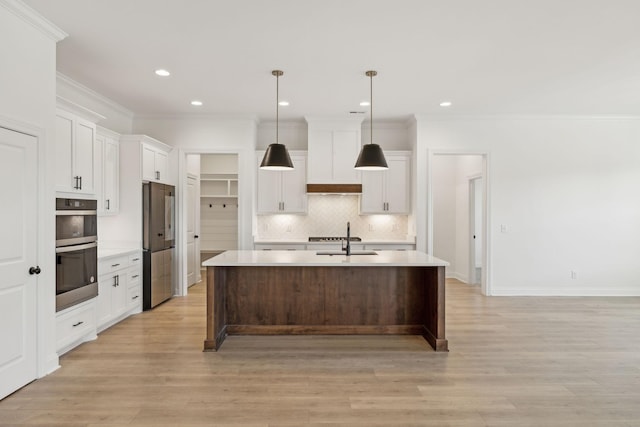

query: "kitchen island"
left=202, top=250, right=449, bottom=352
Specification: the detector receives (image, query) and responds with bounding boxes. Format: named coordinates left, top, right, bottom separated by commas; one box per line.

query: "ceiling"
left=23, top=0, right=640, bottom=121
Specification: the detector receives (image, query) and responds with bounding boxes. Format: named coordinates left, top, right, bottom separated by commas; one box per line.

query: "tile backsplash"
left=256, top=195, right=409, bottom=240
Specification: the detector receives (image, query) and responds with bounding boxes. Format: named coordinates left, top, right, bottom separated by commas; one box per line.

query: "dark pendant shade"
left=354, top=143, right=388, bottom=170
left=260, top=143, right=294, bottom=170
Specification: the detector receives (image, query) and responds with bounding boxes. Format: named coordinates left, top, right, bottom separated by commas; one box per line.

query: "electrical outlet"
left=571, top=270, right=577, bottom=279
left=500, top=224, right=508, bottom=233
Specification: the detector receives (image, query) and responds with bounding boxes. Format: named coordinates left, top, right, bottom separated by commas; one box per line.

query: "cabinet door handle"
left=155, top=171, right=160, bottom=180
left=79, top=176, right=82, bottom=190
left=132, top=295, right=139, bottom=300
left=106, top=199, right=110, bottom=210
left=72, top=321, right=84, bottom=327
left=111, top=263, right=120, bottom=267
left=29, top=266, right=41, bottom=275
left=132, top=258, right=140, bottom=261
left=74, top=176, right=80, bottom=189
left=131, top=274, right=139, bottom=279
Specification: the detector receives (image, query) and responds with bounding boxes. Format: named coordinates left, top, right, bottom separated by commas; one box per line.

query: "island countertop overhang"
left=202, top=250, right=449, bottom=268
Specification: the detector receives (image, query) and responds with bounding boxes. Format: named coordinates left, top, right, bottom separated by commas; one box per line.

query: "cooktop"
left=308, top=236, right=362, bottom=242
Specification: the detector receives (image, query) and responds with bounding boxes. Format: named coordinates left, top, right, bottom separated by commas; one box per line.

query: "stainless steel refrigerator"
left=142, top=182, right=175, bottom=309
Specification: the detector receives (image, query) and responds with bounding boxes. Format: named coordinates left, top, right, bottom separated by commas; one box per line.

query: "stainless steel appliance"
left=55, top=198, right=98, bottom=311
left=308, top=236, right=362, bottom=242
left=142, top=182, right=175, bottom=309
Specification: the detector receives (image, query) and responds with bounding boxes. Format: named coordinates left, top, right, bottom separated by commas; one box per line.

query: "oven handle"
left=55, top=210, right=97, bottom=216
left=55, top=242, right=98, bottom=253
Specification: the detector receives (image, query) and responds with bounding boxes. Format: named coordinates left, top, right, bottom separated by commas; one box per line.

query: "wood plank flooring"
left=1, top=279, right=640, bottom=426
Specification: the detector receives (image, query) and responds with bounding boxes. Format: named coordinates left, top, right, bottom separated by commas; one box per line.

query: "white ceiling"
left=23, top=0, right=640, bottom=121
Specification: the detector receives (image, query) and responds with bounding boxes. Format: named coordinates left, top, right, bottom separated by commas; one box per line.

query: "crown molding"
left=134, top=113, right=260, bottom=126
left=96, top=125, right=121, bottom=140
left=413, top=113, right=640, bottom=122
left=56, top=96, right=106, bottom=123
left=57, top=72, right=134, bottom=119
left=0, top=0, right=67, bottom=41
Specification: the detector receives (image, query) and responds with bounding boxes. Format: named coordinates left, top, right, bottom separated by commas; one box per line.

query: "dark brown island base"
left=202, top=250, right=449, bottom=352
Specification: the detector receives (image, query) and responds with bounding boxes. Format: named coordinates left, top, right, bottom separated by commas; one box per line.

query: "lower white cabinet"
left=97, top=249, right=142, bottom=332
left=55, top=298, right=97, bottom=355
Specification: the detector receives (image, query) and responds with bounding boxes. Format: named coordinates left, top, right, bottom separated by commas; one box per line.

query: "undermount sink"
left=315, top=250, right=378, bottom=256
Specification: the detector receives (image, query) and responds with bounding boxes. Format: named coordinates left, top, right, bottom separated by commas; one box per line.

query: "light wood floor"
left=1, top=279, right=640, bottom=426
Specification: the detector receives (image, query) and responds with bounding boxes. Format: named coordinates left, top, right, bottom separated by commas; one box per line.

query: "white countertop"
left=254, top=238, right=416, bottom=245
left=202, top=250, right=448, bottom=267
left=98, top=247, right=140, bottom=259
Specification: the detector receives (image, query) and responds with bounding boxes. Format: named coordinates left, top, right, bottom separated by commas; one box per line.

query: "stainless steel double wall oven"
left=55, top=198, right=98, bottom=311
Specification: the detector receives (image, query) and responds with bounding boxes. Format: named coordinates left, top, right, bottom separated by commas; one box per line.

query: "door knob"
left=194, top=235, right=199, bottom=239
left=29, top=266, right=41, bottom=275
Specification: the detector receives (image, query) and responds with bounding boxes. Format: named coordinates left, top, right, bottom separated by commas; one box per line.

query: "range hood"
left=306, top=184, right=362, bottom=194
left=305, top=116, right=364, bottom=194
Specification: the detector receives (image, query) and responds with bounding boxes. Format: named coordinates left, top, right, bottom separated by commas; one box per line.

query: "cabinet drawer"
left=129, top=252, right=142, bottom=267
left=128, top=267, right=141, bottom=283
left=127, top=282, right=142, bottom=309
left=99, top=255, right=128, bottom=275
left=56, top=301, right=96, bottom=351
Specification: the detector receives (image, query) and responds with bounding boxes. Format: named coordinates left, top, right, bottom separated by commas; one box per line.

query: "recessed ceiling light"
left=440, top=101, right=452, bottom=107
left=191, top=100, right=203, bottom=106
left=278, top=101, right=290, bottom=106
left=155, top=69, right=171, bottom=77
left=360, top=101, right=370, bottom=106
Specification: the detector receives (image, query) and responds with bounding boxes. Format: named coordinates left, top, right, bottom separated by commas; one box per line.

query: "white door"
left=0, top=126, right=38, bottom=400
left=186, top=175, right=197, bottom=286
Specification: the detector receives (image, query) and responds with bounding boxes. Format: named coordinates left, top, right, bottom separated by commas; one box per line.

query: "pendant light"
left=260, top=70, right=294, bottom=170
left=354, top=70, right=388, bottom=170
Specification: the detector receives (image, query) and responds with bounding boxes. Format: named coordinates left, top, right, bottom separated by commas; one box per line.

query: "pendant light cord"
left=366, top=70, right=377, bottom=145
left=276, top=72, right=279, bottom=144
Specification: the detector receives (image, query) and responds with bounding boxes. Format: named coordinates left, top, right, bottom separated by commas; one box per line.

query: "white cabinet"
left=55, top=298, right=97, bottom=355
left=306, top=117, right=363, bottom=184
left=360, top=152, right=411, bottom=214
left=96, top=127, right=120, bottom=215
left=55, top=109, right=97, bottom=195
left=364, top=243, right=415, bottom=251
left=97, top=250, right=142, bottom=332
left=142, top=143, right=169, bottom=183
left=257, top=151, right=307, bottom=214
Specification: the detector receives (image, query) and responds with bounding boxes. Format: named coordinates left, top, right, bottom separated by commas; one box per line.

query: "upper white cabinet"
left=306, top=117, right=363, bottom=184
left=142, top=144, right=169, bottom=183
left=55, top=109, right=98, bottom=195
left=360, top=151, right=411, bottom=214
left=96, top=126, right=120, bottom=215
left=256, top=151, right=307, bottom=214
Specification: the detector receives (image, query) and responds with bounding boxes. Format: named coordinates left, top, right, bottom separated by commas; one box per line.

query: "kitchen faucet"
left=342, top=221, right=351, bottom=256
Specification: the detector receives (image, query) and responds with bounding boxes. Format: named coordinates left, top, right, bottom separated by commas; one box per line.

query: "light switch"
left=500, top=224, right=508, bottom=233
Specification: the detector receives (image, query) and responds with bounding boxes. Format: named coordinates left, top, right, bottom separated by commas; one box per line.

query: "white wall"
left=418, top=115, right=640, bottom=295
left=0, top=0, right=65, bottom=376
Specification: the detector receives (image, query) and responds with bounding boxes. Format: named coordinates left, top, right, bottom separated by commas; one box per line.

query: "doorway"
left=469, top=176, right=483, bottom=285
left=430, top=152, right=489, bottom=295
left=178, top=150, right=243, bottom=296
